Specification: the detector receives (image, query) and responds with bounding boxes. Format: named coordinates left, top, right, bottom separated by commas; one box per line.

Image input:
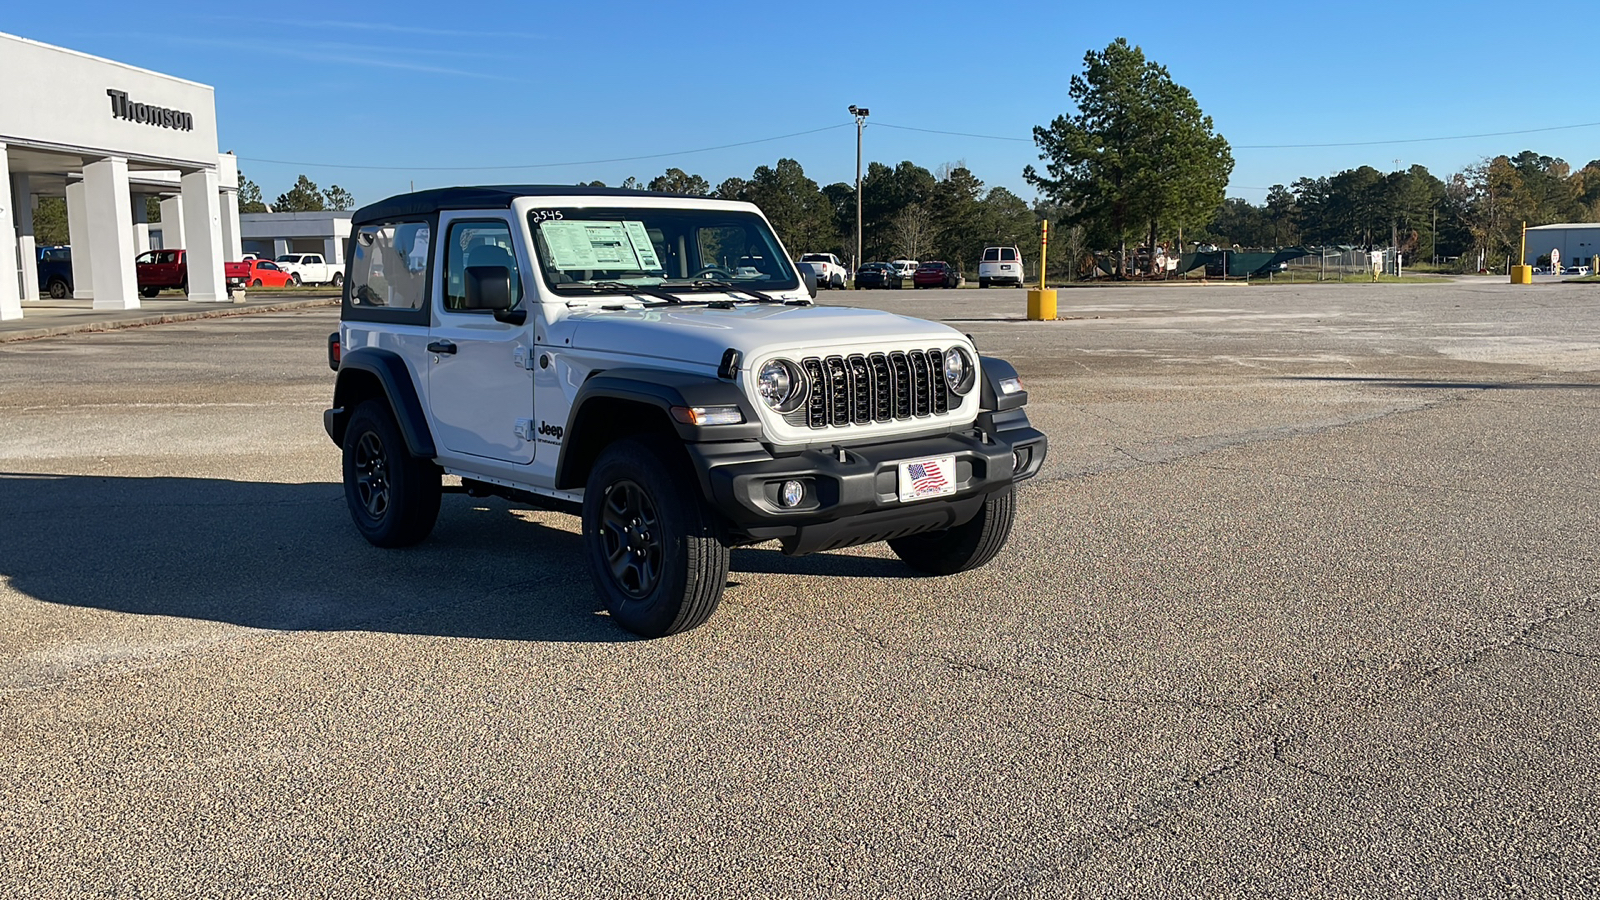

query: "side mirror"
left=801, top=268, right=818, bottom=299
left=464, top=265, right=526, bottom=324
left=464, top=265, right=514, bottom=310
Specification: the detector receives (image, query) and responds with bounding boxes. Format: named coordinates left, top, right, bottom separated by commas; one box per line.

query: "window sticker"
left=540, top=220, right=661, bottom=271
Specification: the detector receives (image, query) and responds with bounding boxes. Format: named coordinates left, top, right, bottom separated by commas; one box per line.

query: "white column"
left=273, top=238, right=290, bottom=259
left=65, top=180, right=93, bottom=300
left=219, top=188, right=241, bottom=262
left=11, top=173, right=40, bottom=302
left=0, top=143, right=22, bottom=320
left=130, top=192, right=150, bottom=254
left=179, top=168, right=225, bottom=302
left=158, top=196, right=184, bottom=251
left=324, top=236, right=344, bottom=266
left=83, top=157, right=139, bottom=310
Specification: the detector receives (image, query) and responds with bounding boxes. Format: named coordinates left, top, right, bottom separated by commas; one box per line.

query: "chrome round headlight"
left=757, top=359, right=806, bottom=412
left=944, top=347, right=976, bottom=395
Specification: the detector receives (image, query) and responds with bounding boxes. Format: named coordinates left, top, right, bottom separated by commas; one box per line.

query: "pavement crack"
left=834, top=620, right=1237, bottom=711
left=1512, top=640, right=1597, bottom=660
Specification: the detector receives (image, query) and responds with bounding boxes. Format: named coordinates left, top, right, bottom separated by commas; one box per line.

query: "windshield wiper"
left=552, top=282, right=681, bottom=305
left=658, top=280, right=780, bottom=303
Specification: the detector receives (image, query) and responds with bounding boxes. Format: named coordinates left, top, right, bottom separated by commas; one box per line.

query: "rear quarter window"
left=345, top=220, right=433, bottom=324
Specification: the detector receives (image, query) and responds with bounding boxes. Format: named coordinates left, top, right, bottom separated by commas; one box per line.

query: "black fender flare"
left=979, top=356, right=1028, bottom=411
left=324, top=348, right=437, bottom=458
left=555, top=368, right=763, bottom=490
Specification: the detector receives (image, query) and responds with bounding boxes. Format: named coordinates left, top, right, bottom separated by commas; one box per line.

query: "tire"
left=47, top=278, right=70, bottom=300
left=582, top=435, right=729, bottom=638
left=180, top=277, right=188, bottom=296
left=288, top=273, right=301, bottom=287
left=341, top=399, right=441, bottom=548
left=979, top=278, right=990, bottom=289
left=139, top=285, right=160, bottom=298
left=251, top=279, right=263, bottom=288
left=888, top=486, right=1015, bottom=575
left=332, top=272, right=344, bottom=287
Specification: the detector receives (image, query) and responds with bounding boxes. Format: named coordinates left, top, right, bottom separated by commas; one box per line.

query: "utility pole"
left=848, top=105, right=869, bottom=275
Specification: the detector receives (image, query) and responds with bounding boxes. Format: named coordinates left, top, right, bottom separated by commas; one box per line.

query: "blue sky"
left=10, top=0, right=1599, bottom=208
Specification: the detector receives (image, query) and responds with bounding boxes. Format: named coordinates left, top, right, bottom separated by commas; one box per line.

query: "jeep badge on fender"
left=322, top=185, right=1046, bottom=638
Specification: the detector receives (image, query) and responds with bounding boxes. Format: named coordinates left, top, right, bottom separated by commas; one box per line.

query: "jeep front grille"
left=790, top=349, right=950, bottom=429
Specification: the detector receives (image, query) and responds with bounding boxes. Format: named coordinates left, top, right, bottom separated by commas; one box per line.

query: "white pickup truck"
left=274, top=253, right=344, bottom=286
left=798, top=252, right=847, bottom=289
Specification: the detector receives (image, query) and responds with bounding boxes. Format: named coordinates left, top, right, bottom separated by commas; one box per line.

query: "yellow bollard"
left=1027, top=289, right=1057, bottom=320
left=1510, top=265, right=1533, bottom=284
left=1028, top=219, right=1056, bottom=320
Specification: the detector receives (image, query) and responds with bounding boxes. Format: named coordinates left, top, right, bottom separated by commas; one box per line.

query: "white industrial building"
left=1525, top=223, right=1600, bottom=268
left=238, top=211, right=352, bottom=265
left=1, top=31, right=242, bottom=320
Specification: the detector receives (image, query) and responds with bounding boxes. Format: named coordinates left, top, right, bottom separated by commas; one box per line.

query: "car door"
left=426, top=213, right=536, bottom=465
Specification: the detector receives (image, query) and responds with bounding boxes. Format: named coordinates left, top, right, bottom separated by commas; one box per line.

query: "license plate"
left=896, top=454, right=956, bottom=502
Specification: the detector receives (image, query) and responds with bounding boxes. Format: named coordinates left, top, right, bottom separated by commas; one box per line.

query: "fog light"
left=780, top=480, right=805, bottom=508
left=1013, top=449, right=1028, bottom=472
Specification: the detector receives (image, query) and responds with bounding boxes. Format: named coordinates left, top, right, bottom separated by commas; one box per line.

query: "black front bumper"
left=689, top=411, right=1046, bottom=556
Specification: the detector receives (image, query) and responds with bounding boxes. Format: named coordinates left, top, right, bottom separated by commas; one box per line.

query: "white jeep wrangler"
left=324, top=186, right=1046, bottom=638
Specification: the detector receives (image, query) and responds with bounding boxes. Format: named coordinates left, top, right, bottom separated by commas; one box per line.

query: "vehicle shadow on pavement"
left=0, top=472, right=625, bottom=643
left=730, top=547, right=914, bottom=579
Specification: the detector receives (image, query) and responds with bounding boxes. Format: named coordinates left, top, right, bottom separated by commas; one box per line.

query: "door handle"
left=427, top=340, right=457, bottom=355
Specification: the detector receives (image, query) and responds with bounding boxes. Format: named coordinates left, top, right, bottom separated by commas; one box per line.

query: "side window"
left=348, top=221, right=431, bottom=310
left=135, top=251, right=156, bottom=265
left=443, top=220, right=521, bottom=312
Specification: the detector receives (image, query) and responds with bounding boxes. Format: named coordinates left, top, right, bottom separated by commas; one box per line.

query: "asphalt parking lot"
left=3, top=280, right=1597, bottom=898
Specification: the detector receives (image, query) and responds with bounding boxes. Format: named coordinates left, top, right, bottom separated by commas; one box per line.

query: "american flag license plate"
left=896, top=454, right=956, bottom=502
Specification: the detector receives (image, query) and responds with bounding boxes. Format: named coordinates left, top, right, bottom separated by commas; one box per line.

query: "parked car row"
left=132, top=250, right=290, bottom=298
left=30, top=246, right=346, bottom=301
left=832, top=246, right=1028, bottom=290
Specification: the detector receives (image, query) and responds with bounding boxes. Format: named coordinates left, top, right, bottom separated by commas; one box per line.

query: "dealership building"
left=1, top=31, right=241, bottom=320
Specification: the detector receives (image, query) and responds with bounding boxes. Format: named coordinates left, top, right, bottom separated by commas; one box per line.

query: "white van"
left=978, top=246, right=1024, bottom=288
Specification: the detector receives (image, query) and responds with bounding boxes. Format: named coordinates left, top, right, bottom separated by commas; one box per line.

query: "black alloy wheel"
left=598, top=478, right=664, bottom=599
left=341, top=399, right=440, bottom=547
left=352, top=430, right=391, bottom=522
left=582, top=436, right=728, bottom=638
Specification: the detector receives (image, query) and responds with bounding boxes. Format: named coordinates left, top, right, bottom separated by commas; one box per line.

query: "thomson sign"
left=106, top=89, right=194, bottom=132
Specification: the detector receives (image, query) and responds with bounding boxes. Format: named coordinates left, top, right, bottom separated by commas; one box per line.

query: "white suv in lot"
left=324, top=186, right=1048, bottom=638
left=978, top=246, right=1025, bottom=288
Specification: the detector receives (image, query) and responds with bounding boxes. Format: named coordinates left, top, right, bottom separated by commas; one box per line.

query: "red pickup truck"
left=135, top=249, right=254, bottom=298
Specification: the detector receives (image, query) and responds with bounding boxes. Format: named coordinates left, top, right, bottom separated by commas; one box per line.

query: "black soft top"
left=351, top=185, right=697, bottom=225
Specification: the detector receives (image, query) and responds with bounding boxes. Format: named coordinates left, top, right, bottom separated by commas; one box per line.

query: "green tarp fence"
left=1176, top=247, right=1314, bottom=278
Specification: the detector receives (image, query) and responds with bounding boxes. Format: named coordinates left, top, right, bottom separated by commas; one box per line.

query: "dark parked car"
left=853, top=261, right=901, bottom=289
left=913, top=260, right=961, bottom=288
left=37, top=245, right=73, bottom=299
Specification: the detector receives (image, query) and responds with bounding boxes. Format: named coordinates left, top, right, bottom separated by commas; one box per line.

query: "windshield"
left=528, top=207, right=799, bottom=293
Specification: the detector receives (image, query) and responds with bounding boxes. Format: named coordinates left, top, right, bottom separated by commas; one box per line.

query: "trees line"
left=1205, top=153, right=1600, bottom=270
left=27, top=36, right=1598, bottom=275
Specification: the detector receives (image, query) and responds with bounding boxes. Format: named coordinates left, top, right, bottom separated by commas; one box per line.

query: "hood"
left=567, top=303, right=963, bottom=364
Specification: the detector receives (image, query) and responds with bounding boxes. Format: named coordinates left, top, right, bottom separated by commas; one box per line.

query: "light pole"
left=848, top=105, right=869, bottom=275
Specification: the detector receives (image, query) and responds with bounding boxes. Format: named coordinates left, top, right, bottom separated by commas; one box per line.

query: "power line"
left=1233, top=120, right=1600, bottom=149
left=236, top=123, right=853, bottom=172
left=874, top=119, right=1600, bottom=150
left=871, top=122, right=1031, bottom=142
